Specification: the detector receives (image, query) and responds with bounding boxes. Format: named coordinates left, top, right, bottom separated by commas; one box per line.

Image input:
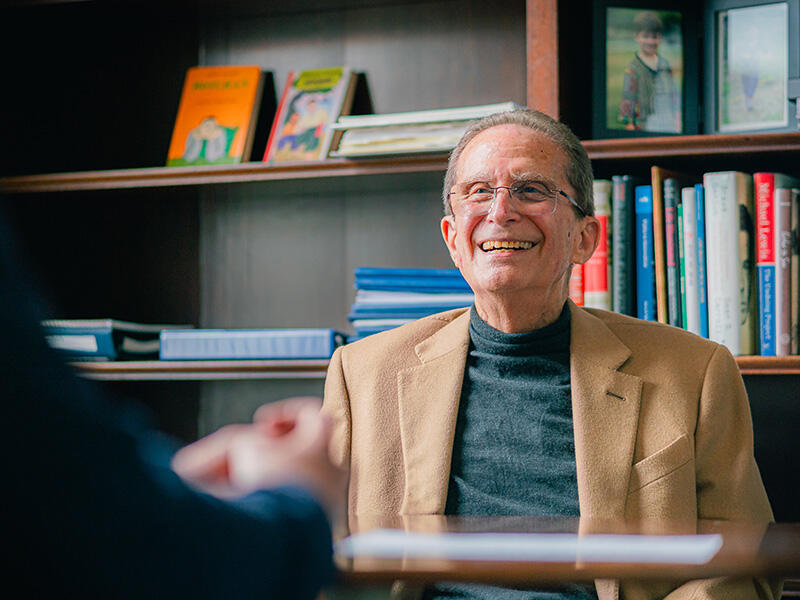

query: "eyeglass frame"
left=446, top=180, right=586, bottom=218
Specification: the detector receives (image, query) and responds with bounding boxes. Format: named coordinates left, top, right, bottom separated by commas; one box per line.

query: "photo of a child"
left=606, top=7, right=684, bottom=134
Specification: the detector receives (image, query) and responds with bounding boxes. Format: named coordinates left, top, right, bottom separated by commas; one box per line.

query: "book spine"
left=663, top=178, right=683, bottom=328
left=263, top=70, right=294, bottom=163
left=611, top=175, right=636, bottom=316
left=677, top=202, right=687, bottom=329
left=650, top=168, right=668, bottom=324
left=792, top=188, right=800, bottom=354
left=695, top=184, right=709, bottom=339
left=736, top=174, right=757, bottom=356
left=775, top=187, right=794, bottom=355
left=681, top=187, right=700, bottom=336
left=569, top=263, right=584, bottom=306
left=704, top=172, right=744, bottom=354
left=635, top=185, right=656, bottom=321
left=754, top=173, right=776, bottom=355
left=584, top=180, right=612, bottom=310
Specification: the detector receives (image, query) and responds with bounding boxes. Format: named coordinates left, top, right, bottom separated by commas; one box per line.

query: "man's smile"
left=479, top=240, right=535, bottom=252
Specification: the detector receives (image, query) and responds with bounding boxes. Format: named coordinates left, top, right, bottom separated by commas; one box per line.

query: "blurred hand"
left=171, top=397, right=347, bottom=522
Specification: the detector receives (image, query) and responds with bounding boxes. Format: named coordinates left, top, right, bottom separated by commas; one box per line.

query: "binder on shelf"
left=41, top=319, right=192, bottom=361
left=159, top=328, right=346, bottom=360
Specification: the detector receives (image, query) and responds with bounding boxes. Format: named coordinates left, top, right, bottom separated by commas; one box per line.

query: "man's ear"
left=571, top=216, right=600, bottom=265
left=440, top=215, right=461, bottom=268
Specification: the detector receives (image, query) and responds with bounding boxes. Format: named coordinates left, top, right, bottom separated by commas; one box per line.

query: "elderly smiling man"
left=322, top=109, right=777, bottom=600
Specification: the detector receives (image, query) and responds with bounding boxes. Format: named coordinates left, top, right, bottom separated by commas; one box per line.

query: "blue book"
left=41, top=319, right=190, bottom=361
left=354, top=277, right=472, bottom=292
left=354, top=267, right=466, bottom=279
left=159, top=328, right=346, bottom=360
left=695, top=184, right=709, bottom=339
left=635, top=186, right=656, bottom=321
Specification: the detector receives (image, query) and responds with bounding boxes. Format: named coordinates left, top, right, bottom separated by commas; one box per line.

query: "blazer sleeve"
left=2, top=217, right=333, bottom=599
left=663, top=343, right=781, bottom=600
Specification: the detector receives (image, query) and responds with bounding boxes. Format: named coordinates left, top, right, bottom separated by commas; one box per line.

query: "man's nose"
left=487, top=187, right=521, bottom=222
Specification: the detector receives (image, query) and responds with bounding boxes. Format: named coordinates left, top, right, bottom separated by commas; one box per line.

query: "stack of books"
left=329, top=101, right=523, bottom=158
left=348, top=267, right=474, bottom=340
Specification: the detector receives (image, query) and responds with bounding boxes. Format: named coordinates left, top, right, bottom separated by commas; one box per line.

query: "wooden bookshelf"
left=74, top=359, right=330, bottom=381
left=70, top=355, right=800, bottom=381
left=4, top=132, right=799, bottom=194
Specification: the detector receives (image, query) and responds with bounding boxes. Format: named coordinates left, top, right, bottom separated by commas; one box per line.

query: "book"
left=354, top=267, right=471, bottom=293
left=329, top=101, right=524, bottom=157
left=568, top=263, right=584, bottom=307
left=41, top=319, right=192, bottom=361
left=263, top=67, right=358, bottom=164
left=584, top=180, right=612, bottom=310
left=694, top=184, right=709, bottom=339
left=792, top=188, right=800, bottom=354
left=753, top=173, right=800, bottom=355
left=166, top=65, right=265, bottom=166
left=159, top=328, right=346, bottom=360
left=680, top=186, right=701, bottom=336
left=611, top=175, right=642, bottom=317
left=663, top=178, right=683, bottom=328
left=775, top=187, right=797, bottom=355
left=703, top=171, right=756, bottom=356
left=650, top=167, right=691, bottom=324
left=635, top=185, right=656, bottom=321
left=677, top=199, right=687, bottom=329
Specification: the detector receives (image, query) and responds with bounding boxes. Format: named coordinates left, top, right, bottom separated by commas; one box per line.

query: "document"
left=336, top=529, right=723, bottom=564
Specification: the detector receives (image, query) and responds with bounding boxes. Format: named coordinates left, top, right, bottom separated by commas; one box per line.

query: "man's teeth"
left=481, top=240, right=533, bottom=251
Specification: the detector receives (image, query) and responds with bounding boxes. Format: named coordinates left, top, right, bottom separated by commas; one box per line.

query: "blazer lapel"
left=398, top=309, right=470, bottom=515
left=569, top=302, right=642, bottom=520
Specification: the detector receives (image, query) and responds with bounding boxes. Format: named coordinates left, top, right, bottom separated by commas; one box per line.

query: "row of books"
left=569, top=169, right=800, bottom=356
left=348, top=267, right=474, bottom=340
left=166, top=64, right=520, bottom=167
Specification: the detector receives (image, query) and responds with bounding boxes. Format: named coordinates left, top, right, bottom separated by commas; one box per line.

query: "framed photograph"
left=592, top=1, right=700, bottom=139
left=704, top=0, right=799, bottom=133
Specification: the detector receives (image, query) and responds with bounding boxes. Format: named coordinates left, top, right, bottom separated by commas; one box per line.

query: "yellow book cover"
left=263, top=67, right=357, bottom=164
left=167, top=65, right=264, bottom=166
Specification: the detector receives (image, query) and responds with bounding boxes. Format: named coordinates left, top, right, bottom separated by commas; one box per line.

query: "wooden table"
left=334, top=516, right=800, bottom=587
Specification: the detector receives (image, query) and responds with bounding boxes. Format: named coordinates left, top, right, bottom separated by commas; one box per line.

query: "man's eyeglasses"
left=447, top=180, right=585, bottom=218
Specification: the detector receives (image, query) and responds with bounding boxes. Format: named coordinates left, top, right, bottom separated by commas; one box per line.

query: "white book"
left=332, top=101, right=523, bottom=129
left=774, top=187, right=797, bottom=355
left=681, top=187, right=700, bottom=335
left=703, top=171, right=756, bottom=356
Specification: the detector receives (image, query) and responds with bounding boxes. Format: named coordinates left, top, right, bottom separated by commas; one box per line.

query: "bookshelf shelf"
left=0, top=155, right=449, bottom=194
left=74, top=359, right=331, bottom=381
left=71, top=355, right=800, bottom=381
left=4, top=132, right=798, bottom=194
left=584, top=132, right=800, bottom=161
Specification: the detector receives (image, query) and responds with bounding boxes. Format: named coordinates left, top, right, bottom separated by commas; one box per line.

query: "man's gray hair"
left=442, top=109, right=594, bottom=218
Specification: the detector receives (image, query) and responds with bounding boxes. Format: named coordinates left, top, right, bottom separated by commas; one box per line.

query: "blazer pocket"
left=628, top=434, right=692, bottom=494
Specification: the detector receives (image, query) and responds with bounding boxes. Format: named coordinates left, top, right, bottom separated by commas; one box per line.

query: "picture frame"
left=704, top=0, right=799, bottom=134
left=592, top=0, right=700, bottom=139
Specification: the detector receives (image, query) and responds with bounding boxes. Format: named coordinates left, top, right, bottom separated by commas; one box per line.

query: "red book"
left=584, top=180, right=611, bottom=309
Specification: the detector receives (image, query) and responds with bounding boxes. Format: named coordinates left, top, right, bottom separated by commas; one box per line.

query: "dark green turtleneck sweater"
left=424, top=304, right=597, bottom=600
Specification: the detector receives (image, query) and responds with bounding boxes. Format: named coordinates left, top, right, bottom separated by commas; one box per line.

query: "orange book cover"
left=167, top=65, right=263, bottom=166
left=263, top=66, right=357, bottom=164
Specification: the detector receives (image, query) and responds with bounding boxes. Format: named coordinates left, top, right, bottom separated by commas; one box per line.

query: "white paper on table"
left=336, top=529, right=723, bottom=564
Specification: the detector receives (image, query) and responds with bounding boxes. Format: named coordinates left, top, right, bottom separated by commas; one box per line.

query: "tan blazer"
left=323, top=302, right=779, bottom=600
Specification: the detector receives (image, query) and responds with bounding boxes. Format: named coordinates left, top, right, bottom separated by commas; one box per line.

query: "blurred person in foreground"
left=322, top=109, right=778, bottom=600
left=1, top=215, right=345, bottom=599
